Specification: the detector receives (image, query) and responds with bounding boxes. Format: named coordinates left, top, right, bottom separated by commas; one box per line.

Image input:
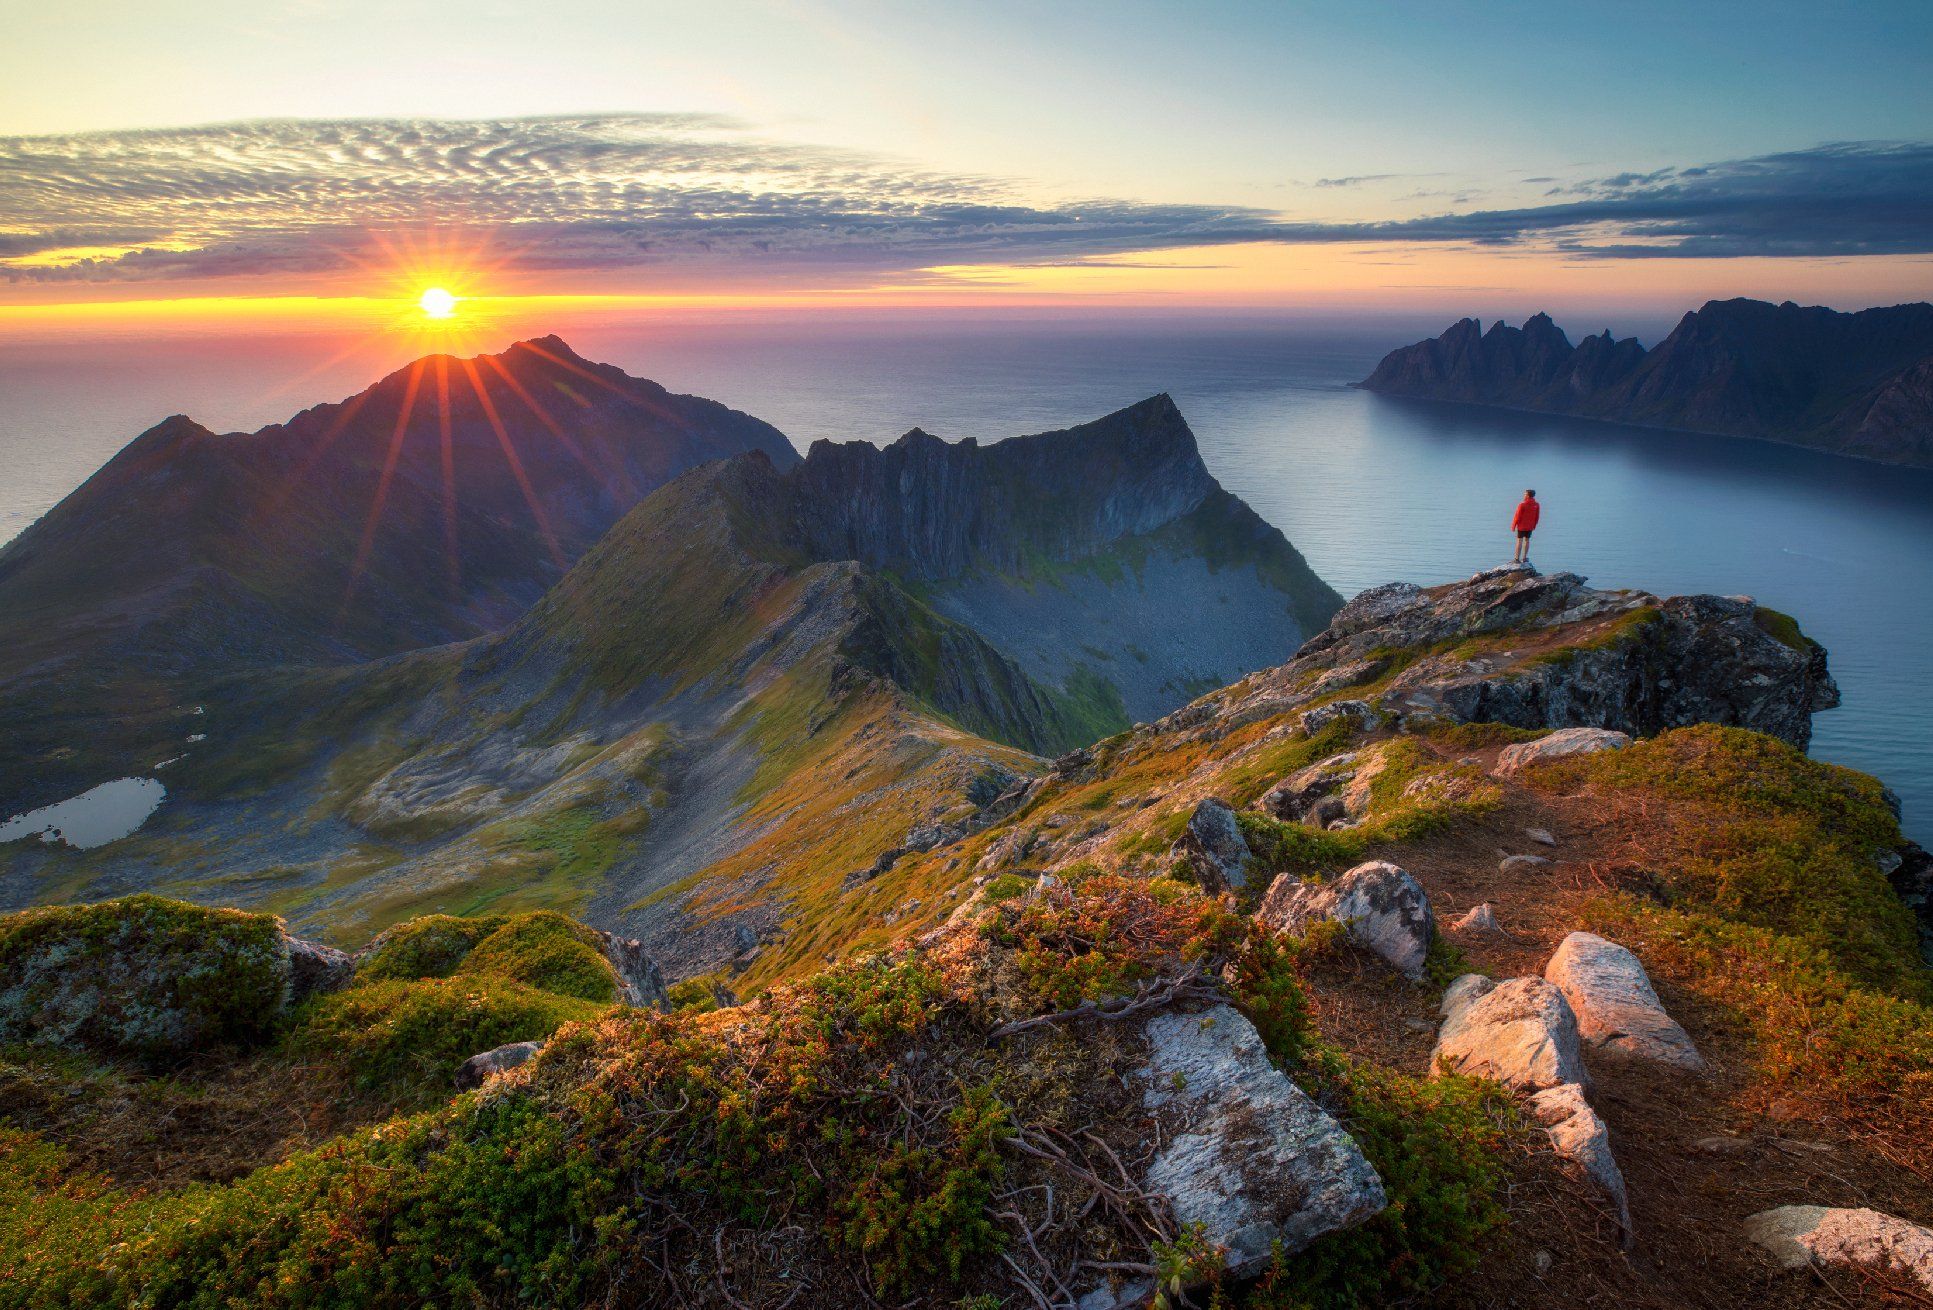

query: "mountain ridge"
left=1359, top=298, right=1933, bottom=467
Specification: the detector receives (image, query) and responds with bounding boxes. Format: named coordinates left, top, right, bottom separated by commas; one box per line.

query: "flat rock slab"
left=1138, top=1005, right=1386, bottom=1276
left=1545, top=932, right=1706, bottom=1072
left=1745, top=1205, right=1933, bottom=1292
left=1495, top=727, right=1632, bottom=775
left=1433, top=974, right=1588, bottom=1092
left=1257, top=860, right=1434, bottom=979
left=1528, top=1082, right=1632, bottom=1245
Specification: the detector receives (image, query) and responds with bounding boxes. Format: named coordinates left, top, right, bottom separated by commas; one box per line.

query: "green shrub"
left=1250, top=1056, right=1514, bottom=1308
left=289, top=976, right=604, bottom=1098
left=0, top=895, right=288, bottom=1061
left=457, top=912, right=619, bottom=1003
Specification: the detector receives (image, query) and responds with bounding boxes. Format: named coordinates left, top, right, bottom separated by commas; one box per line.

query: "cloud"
left=1, top=117, right=1929, bottom=286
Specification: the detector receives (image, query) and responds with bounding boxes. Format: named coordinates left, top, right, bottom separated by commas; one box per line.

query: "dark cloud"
left=1, top=117, right=1929, bottom=285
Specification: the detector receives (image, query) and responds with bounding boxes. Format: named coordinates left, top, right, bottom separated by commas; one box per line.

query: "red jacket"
left=1511, top=498, right=1541, bottom=532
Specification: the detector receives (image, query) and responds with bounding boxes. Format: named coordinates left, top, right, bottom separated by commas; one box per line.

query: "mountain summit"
left=1360, top=298, right=1933, bottom=467
left=0, top=338, right=797, bottom=809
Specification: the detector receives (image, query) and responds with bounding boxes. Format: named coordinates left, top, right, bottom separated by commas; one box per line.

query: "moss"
left=356, top=913, right=507, bottom=983
left=980, top=873, right=1033, bottom=903
left=0, top=896, right=289, bottom=1062
left=1752, top=605, right=1811, bottom=652
left=1527, top=604, right=1663, bottom=668
left=457, top=913, right=619, bottom=1003
left=1424, top=721, right=1547, bottom=750
left=289, top=975, right=604, bottom=1100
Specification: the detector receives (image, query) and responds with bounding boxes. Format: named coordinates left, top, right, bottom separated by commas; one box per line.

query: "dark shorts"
left=1516, top=530, right=1533, bottom=540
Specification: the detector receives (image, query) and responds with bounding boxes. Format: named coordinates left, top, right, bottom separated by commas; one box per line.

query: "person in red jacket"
left=1511, top=490, right=1541, bottom=564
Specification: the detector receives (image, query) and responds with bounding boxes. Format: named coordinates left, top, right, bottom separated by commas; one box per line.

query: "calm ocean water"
left=3, top=317, right=1930, bottom=841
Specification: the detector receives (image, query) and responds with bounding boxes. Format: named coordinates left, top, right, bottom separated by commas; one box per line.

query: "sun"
left=418, top=286, right=458, bottom=319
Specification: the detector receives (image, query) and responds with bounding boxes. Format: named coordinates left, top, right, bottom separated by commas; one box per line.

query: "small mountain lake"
left=0, top=777, right=167, bottom=849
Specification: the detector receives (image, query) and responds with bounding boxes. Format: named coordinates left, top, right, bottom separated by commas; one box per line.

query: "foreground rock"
left=454, top=1040, right=545, bottom=1091
left=283, top=932, right=356, bottom=1001
left=1545, top=932, right=1706, bottom=1072
left=1528, top=1083, right=1632, bottom=1245
left=1257, top=861, right=1434, bottom=979
left=1744, top=1205, right=1933, bottom=1292
left=1433, top=974, right=1588, bottom=1091
left=1495, top=727, right=1631, bottom=775
left=1173, top=798, right=1255, bottom=893
left=1137, top=1005, right=1386, bottom=1276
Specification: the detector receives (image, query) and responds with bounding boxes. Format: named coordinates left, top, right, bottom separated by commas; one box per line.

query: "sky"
left=2, top=0, right=1931, bottom=324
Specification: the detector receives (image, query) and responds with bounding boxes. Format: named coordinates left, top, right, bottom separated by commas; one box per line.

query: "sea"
left=3, top=314, right=1930, bottom=843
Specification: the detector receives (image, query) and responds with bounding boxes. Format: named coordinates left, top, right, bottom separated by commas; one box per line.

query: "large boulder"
left=1544, top=932, right=1706, bottom=1072
left=1744, top=1205, right=1933, bottom=1292
left=0, top=895, right=292, bottom=1061
left=1257, top=861, right=1435, bottom=980
left=1494, top=727, right=1631, bottom=775
left=1172, top=798, right=1254, bottom=894
left=1136, top=1006, right=1386, bottom=1276
left=454, top=1039, right=544, bottom=1091
left=284, top=932, right=356, bottom=1001
left=1528, top=1083, right=1631, bottom=1245
left=1433, top=974, right=1588, bottom=1092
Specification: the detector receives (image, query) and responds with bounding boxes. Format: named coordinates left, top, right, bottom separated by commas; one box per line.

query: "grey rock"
left=1257, top=861, right=1434, bottom=980
left=1258, top=750, right=1361, bottom=822
left=1173, top=798, right=1253, bottom=894
left=597, top=932, right=669, bottom=1009
left=1296, top=699, right=1376, bottom=738
left=282, top=932, right=355, bottom=1001
left=454, top=1039, right=543, bottom=1091
left=1137, top=1005, right=1386, bottom=1276
left=1500, top=853, right=1552, bottom=875
left=1545, top=932, right=1705, bottom=1072
left=1744, top=1206, right=1933, bottom=1291
left=1433, top=974, right=1589, bottom=1092
left=1526, top=827, right=1558, bottom=846
left=1528, top=1083, right=1632, bottom=1245
left=1453, top=903, right=1502, bottom=935
left=1495, top=727, right=1632, bottom=775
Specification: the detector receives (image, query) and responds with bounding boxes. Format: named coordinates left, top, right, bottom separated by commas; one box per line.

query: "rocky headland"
left=1360, top=298, right=1933, bottom=467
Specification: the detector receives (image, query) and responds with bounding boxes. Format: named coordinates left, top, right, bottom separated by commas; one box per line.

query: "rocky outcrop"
left=1258, top=750, right=1364, bottom=825
left=594, top=931, right=669, bottom=1009
left=1257, top=861, right=1435, bottom=980
left=1495, top=727, right=1631, bottom=775
left=1137, top=1005, right=1386, bottom=1276
left=1255, top=567, right=1837, bottom=750
left=283, top=932, right=356, bottom=1001
left=1744, top=1205, right=1933, bottom=1291
left=1545, top=932, right=1706, bottom=1073
left=1360, top=299, right=1933, bottom=469
left=1528, top=1083, right=1632, bottom=1245
left=1433, top=974, right=1588, bottom=1092
left=1172, top=798, right=1255, bottom=894
left=454, top=1040, right=545, bottom=1091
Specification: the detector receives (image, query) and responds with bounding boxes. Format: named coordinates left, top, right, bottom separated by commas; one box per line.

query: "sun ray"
left=434, top=354, right=460, bottom=599
left=479, top=351, right=624, bottom=497
left=459, top=358, right=566, bottom=569
left=340, top=358, right=425, bottom=619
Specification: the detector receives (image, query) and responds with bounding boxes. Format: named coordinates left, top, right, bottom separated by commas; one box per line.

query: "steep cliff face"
left=1360, top=299, right=1933, bottom=466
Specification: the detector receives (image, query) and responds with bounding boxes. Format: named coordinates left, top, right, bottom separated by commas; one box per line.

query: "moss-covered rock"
left=456, top=912, right=621, bottom=1003
left=0, top=895, right=290, bottom=1061
left=289, top=975, right=605, bottom=1098
left=354, top=913, right=508, bottom=983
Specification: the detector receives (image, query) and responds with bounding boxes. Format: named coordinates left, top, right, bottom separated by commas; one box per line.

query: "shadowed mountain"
left=0, top=396, right=1339, bottom=980
left=1360, top=298, right=1933, bottom=467
left=0, top=337, right=798, bottom=810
